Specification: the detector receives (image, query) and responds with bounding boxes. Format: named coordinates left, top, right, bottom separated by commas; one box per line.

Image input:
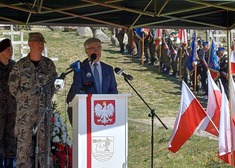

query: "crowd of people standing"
left=113, top=27, right=231, bottom=100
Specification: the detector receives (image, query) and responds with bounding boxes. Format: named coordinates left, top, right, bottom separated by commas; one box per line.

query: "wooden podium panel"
left=71, top=94, right=130, bottom=168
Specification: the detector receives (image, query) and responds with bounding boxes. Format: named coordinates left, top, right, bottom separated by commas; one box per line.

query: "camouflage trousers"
left=171, top=54, right=178, bottom=72
left=15, top=108, right=52, bottom=168
left=0, top=106, right=16, bottom=158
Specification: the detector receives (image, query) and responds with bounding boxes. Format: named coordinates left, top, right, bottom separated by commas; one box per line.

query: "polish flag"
left=217, top=79, right=235, bottom=165
left=230, top=50, right=235, bottom=75
left=198, top=70, right=221, bottom=136
left=154, top=29, right=162, bottom=46
left=168, top=81, right=207, bottom=153
left=230, top=76, right=235, bottom=126
left=178, top=29, right=187, bottom=47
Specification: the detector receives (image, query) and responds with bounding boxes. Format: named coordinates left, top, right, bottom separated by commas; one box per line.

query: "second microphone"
left=114, top=67, right=134, bottom=81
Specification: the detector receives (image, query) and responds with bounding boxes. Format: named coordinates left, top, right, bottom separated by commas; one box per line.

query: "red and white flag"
left=198, top=70, right=221, bottom=136
left=230, top=50, right=235, bottom=75
left=168, top=81, right=207, bottom=153
left=230, top=76, right=235, bottom=126
left=178, top=29, right=187, bottom=47
left=154, top=29, right=162, bottom=46
left=217, top=79, right=235, bottom=165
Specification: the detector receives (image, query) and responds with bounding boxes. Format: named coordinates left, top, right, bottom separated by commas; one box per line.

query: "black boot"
left=0, top=158, right=4, bottom=168
left=5, top=158, right=15, bottom=168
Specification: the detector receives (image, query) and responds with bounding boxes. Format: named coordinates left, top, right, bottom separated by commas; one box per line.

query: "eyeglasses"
left=85, top=46, right=102, bottom=52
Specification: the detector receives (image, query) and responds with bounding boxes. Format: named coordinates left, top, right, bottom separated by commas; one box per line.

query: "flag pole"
left=158, top=45, right=162, bottom=72
left=179, top=46, right=183, bottom=78
left=142, top=32, right=145, bottom=65
left=202, top=70, right=220, bottom=134
left=193, top=30, right=197, bottom=94
left=227, top=29, right=235, bottom=167
left=194, top=65, right=197, bottom=94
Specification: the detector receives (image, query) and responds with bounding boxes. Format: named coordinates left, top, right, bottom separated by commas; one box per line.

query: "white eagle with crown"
left=94, top=101, right=115, bottom=124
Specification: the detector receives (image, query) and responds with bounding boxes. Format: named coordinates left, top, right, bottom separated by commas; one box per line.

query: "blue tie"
left=94, top=63, right=101, bottom=94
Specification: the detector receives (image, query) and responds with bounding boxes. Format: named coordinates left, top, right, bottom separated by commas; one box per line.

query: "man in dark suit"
left=66, top=37, right=118, bottom=124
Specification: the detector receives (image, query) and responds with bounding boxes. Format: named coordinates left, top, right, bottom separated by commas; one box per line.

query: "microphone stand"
left=123, top=77, right=168, bottom=168
left=32, top=78, right=54, bottom=168
left=32, top=69, right=74, bottom=168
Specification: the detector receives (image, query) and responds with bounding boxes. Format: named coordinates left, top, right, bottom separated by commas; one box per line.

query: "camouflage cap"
left=28, top=32, right=46, bottom=43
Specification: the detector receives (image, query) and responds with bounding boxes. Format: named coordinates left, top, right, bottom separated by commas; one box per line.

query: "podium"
left=71, top=94, right=130, bottom=168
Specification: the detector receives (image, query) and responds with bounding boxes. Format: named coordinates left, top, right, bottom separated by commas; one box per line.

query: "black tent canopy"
left=0, top=0, right=234, bottom=30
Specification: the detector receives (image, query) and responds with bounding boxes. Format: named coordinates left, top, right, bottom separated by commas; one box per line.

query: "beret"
left=0, top=38, right=11, bottom=53
left=202, top=41, right=208, bottom=46
left=217, top=47, right=225, bottom=52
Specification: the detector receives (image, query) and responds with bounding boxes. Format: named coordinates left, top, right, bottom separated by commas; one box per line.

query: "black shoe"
left=162, top=70, right=169, bottom=75
left=148, top=62, right=154, bottom=65
left=144, top=60, right=149, bottom=64
left=134, top=54, right=141, bottom=58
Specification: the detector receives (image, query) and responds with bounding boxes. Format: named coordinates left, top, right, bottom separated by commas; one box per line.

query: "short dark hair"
left=84, top=38, right=101, bottom=49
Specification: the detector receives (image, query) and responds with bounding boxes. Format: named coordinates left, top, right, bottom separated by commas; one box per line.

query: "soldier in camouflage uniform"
left=169, top=32, right=180, bottom=77
left=8, top=32, right=57, bottom=168
left=181, top=39, right=192, bottom=84
left=0, top=39, right=17, bottom=168
left=161, top=31, right=171, bottom=74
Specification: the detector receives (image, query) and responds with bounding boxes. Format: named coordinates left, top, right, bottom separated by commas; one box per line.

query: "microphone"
left=90, top=53, right=97, bottom=64
left=79, top=82, right=94, bottom=93
left=114, top=67, right=134, bottom=81
left=54, top=73, right=66, bottom=90
left=66, top=60, right=80, bottom=71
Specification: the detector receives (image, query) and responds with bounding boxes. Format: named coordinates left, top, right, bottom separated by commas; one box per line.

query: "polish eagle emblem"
left=94, top=101, right=115, bottom=125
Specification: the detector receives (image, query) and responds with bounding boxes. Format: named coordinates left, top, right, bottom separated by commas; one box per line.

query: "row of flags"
left=135, top=27, right=235, bottom=78
left=186, top=31, right=220, bottom=79
left=168, top=70, right=235, bottom=166
left=134, top=28, right=188, bottom=46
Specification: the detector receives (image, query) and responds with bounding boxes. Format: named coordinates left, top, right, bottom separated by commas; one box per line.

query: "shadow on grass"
left=103, top=49, right=120, bottom=54
left=123, top=54, right=182, bottom=84
left=105, top=56, right=117, bottom=59
left=162, top=90, right=182, bottom=96
left=116, top=60, right=134, bottom=64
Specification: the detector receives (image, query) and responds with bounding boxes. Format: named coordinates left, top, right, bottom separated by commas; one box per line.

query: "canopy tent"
left=0, top=0, right=235, bottom=30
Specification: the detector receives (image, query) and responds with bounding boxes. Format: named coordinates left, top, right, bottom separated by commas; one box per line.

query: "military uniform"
left=116, top=28, right=125, bottom=53
left=201, top=47, right=209, bottom=95
left=219, top=53, right=228, bottom=97
left=181, top=46, right=191, bottom=83
left=143, top=29, right=156, bottom=64
left=9, top=55, right=57, bottom=168
left=0, top=59, right=17, bottom=167
left=161, top=35, right=171, bottom=74
left=170, top=40, right=180, bottom=76
left=193, top=41, right=209, bottom=95
left=192, top=46, right=203, bottom=92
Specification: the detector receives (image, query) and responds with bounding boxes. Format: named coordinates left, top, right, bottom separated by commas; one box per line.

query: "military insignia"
left=92, top=136, right=114, bottom=162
